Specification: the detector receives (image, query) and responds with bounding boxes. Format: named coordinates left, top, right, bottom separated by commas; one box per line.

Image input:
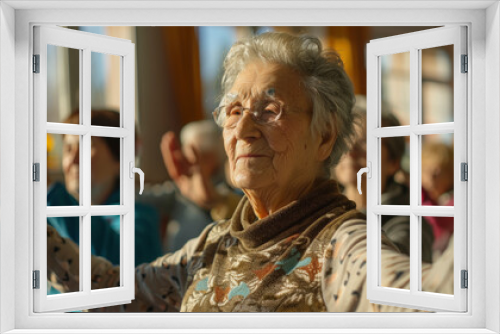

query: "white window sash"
left=366, top=26, right=467, bottom=312
left=32, top=25, right=136, bottom=313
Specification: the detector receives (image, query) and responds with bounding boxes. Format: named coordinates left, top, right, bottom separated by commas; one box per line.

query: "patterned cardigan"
left=47, top=180, right=453, bottom=312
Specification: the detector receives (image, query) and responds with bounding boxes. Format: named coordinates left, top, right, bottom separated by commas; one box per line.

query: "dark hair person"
left=334, top=108, right=435, bottom=263
left=48, top=33, right=454, bottom=311
left=47, top=110, right=162, bottom=269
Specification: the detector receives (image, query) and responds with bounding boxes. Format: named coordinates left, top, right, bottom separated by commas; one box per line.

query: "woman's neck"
left=242, top=178, right=326, bottom=219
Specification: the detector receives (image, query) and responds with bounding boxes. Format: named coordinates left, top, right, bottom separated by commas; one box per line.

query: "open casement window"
left=365, top=26, right=467, bottom=312
left=33, top=26, right=138, bottom=312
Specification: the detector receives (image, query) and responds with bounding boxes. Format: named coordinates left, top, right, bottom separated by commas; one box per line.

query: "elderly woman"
left=47, top=32, right=453, bottom=312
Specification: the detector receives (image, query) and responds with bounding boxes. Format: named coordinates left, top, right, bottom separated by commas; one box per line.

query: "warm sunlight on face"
left=222, top=61, right=324, bottom=195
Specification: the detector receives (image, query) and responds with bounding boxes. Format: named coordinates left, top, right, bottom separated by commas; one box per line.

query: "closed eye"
left=228, top=105, right=243, bottom=116
left=263, top=102, right=281, bottom=114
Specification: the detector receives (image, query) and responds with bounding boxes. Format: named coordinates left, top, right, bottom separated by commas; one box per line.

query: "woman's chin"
left=232, top=172, right=273, bottom=191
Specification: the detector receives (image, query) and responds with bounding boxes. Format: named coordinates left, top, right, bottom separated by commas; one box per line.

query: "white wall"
left=2, top=3, right=497, bottom=332
left=485, top=2, right=500, bottom=333
left=0, top=2, right=16, bottom=333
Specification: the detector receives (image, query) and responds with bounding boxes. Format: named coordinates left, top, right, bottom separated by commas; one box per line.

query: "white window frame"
left=366, top=26, right=468, bottom=312
left=0, top=1, right=498, bottom=333
left=33, top=25, right=136, bottom=312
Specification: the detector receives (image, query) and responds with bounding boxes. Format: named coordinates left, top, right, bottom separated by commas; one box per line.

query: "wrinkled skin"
left=223, top=61, right=335, bottom=218
left=161, top=61, right=336, bottom=219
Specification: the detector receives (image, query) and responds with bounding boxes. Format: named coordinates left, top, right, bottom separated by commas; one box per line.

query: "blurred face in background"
left=335, top=123, right=399, bottom=194
left=380, top=144, right=399, bottom=193
left=62, top=135, right=120, bottom=204
left=421, top=154, right=454, bottom=202
left=335, top=135, right=366, bottom=186
left=90, top=137, right=121, bottom=199
left=62, top=134, right=80, bottom=200
left=335, top=122, right=367, bottom=187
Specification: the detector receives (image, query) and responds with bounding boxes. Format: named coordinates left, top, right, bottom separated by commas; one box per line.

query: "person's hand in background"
left=160, top=131, right=219, bottom=210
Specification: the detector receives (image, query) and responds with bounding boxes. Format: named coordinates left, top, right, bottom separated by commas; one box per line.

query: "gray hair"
left=180, top=120, right=225, bottom=162
left=220, top=32, right=357, bottom=174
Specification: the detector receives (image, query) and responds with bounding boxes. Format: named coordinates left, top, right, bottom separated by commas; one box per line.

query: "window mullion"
left=90, top=205, right=129, bottom=216
left=46, top=123, right=88, bottom=135
left=122, top=52, right=135, bottom=296
left=89, top=126, right=129, bottom=138
left=81, top=47, right=92, bottom=294
left=409, top=47, right=420, bottom=295
left=82, top=214, right=91, bottom=294
left=374, top=123, right=454, bottom=138
left=46, top=206, right=90, bottom=217
left=412, top=123, right=454, bottom=135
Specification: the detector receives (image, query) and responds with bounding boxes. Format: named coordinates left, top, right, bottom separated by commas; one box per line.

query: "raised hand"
left=160, top=131, right=219, bottom=209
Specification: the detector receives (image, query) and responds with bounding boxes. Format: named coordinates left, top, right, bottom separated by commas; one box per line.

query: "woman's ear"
left=317, top=128, right=337, bottom=162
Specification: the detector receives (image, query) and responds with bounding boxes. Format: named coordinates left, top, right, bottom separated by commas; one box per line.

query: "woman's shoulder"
left=314, top=208, right=366, bottom=245
left=203, top=218, right=232, bottom=243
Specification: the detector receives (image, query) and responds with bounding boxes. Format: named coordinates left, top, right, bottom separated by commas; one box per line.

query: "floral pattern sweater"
left=47, top=181, right=453, bottom=312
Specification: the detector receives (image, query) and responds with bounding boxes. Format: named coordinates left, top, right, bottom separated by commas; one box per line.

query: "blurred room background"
left=46, top=26, right=455, bottom=276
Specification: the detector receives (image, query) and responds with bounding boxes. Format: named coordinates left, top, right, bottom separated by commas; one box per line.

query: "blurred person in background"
left=158, top=120, right=242, bottom=252
left=334, top=104, right=434, bottom=263
left=421, top=141, right=454, bottom=255
left=47, top=110, right=162, bottom=271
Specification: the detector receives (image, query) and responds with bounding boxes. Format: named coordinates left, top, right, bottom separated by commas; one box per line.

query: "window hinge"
left=461, top=54, right=468, bottom=73
left=461, top=270, right=468, bottom=289
left=33, top=54, right=40, bottom=73
left=461, top=162, right=468, bottom=181
left=33, top=163, right=40, bottom=182
left=33, top=270, right=40, bottom=289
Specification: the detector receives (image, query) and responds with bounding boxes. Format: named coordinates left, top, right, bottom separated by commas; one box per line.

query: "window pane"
left=91, top=215, right=121, bottom=290
left=47, top=217, right=81, bottom=294
left=381, top=136, right=410, bottom=205
left=381, top=215, right=410, bottom=290
left=421, top=216, right=454, bottom=295
left=91, top=136, right=121, bottom=205
left=381, top=52, right=410, bottom=127
left=421, top=45, right=454, bottom=124
left=421, top=134, right=454, bottom=206
left=91, top=52, right=121, bottom=126
left=47, top=45, right=80, bottom=123
left=47, top=134, right=80, bottom=206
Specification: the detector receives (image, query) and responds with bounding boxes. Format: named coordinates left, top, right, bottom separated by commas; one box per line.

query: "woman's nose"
left=234, top=111, right=261, bottom=140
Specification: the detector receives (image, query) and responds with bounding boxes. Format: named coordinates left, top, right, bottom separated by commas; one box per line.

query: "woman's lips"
left=236, top=154, right=267, bottom=161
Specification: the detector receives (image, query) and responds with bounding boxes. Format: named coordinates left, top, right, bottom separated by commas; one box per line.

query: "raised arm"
left=47, top=223, right=214, bottom=312
left=160, top=131, right=219, bottom=210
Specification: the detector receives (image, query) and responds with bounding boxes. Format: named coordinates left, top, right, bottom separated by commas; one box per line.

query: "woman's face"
left=90, top=137, right=120, bottom=187
left=421, top=156, right=453, bottom=201
left=62, top=135, right=120, bottom=201
left=62, top=134, right=80, bottom=199
left=223, top=61, right=328, bottom=193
